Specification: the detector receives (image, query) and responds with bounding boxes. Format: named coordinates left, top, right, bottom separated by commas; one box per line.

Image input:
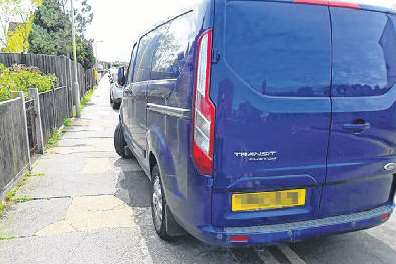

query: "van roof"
left=227, top=0, right=396, bottom=14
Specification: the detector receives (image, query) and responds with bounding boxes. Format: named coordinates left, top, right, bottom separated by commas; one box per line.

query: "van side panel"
left=145, top=0, right=215, bottom=233
left=210, top=0, right=332, bottom=227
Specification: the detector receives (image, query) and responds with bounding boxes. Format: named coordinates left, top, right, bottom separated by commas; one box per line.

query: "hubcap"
left=152, top=177, right=163, bottom=230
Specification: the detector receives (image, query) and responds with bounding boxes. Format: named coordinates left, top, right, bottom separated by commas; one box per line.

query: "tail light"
left=294, top=0, right=360, bottom=8
left=192, top=29, right=215, bottom=176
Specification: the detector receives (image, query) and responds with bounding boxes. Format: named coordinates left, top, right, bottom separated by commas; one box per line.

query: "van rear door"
left=320, top=7, right=396, bottom=217
left=211, top=0, right=332, bottom=227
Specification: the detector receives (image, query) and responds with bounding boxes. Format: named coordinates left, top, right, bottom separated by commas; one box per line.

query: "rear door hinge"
left=207, top=177, right=214, bottom=188
left=212, top=49, right=221, bottom=64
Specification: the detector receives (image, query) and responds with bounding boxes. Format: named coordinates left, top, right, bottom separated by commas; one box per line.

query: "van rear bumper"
left=194, top=204, right=394, bottom=247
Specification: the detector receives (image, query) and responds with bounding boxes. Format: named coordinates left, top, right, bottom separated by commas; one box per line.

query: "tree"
left=0, top=0, right=38, bottom=52
left=28, top=0, right=95, bottom=68
left=75, top=0, right=93, bottom=35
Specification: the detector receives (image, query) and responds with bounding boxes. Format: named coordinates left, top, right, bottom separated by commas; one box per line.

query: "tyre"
left=114, top=123, right=132, bottom=159
left=151, top=164, right=182, bottom=241
left=112, top=101, right=121, bottom=110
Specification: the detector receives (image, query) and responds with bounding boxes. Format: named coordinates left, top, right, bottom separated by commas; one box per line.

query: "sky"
left=86, top=0, right=199, bottom=62
left=86, top=0, right=394, bottom=62
left=1, top=0, right=395, bottom=53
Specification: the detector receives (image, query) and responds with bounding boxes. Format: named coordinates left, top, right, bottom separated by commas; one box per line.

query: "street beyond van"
left=113, top=0, right=396, bottom=246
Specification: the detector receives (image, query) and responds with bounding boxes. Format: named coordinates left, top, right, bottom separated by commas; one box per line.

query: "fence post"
left=63, top=56, right=70, bottom=116
left=19, top=92, right=32, bottom=171
left=51, top=86, right=56, bottom=131
left=29, top=88, right=44, bottom=154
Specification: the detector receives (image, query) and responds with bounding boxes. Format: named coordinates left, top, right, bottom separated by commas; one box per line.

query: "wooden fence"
left=0, top=97, right=30, bottom=193
left=39, top=87, right=70, bottom=145
left=0, top=53, right=97, bottom=196
left=0, top=53, right=96, bottom=116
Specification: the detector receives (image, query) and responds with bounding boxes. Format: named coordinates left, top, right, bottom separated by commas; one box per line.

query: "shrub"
left=0, top=63, right=57, bottom=102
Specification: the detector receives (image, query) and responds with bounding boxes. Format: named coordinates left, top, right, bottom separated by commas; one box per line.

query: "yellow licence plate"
left=232, top=189, right=306, bottom=212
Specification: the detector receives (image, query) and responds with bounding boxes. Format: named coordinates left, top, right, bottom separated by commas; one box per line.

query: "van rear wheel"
left=112, top=102, right=121, bottom=110
left=114, top=123, right=132, bottom=159
left=151, top=164, right=184, bottom=241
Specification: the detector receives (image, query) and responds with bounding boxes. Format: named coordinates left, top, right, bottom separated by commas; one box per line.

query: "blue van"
left=114, top=0, right=396, bottom=246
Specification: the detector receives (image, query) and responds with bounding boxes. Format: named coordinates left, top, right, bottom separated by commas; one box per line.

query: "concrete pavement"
left=1, top=77, right=396, bottom=264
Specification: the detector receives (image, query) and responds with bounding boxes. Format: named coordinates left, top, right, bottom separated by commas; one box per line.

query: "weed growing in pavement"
left=0, top=201, right=5, bottom=217
left=71, top=86, right=96, bottom=117
left=14, top=196, right=33, bottom=203
left=46, top=128, right=63, bottom=149
left=63, top=118, right=73, bottom=127
left=5, top=172, right=34, bottom=203
left=31, top=172, right=45, bottom=177
left=47, top=117, right=75, bottom=149
left=0, top=234, right=16, bottom=241
left=80, top=87, right=96, bottom=111
left=0, top=171, right=43, bottom=217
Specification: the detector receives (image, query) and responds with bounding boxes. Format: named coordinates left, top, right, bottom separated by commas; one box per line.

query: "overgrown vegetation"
left=80, top=87, right=94, bottom=110
left=0, top=63, right=57, bottom=102
left=63, top=118, right=72, bottom=127
left=0, top=234, right=16, bottom=241
left=0, top=0, right=42, bottom=52
left=29, top=0, right=95, bottom=68
left=46, top=128, right=63, bottom=149
left=0, top=171, right=44, bottom=218
left=2, top=15, right=34, bottom=53
left=0, top=201, right=5, bottom=216
left=1, top=0, right=95, bottom=68
left=5, top=171, right=34, bottom=203
left=46, top=117, right=76, bottom=149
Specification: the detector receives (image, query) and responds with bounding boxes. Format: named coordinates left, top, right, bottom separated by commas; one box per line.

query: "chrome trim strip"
left=147, top=103, right=191, bottom=119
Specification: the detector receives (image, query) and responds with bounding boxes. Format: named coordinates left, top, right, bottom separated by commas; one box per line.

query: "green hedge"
left=0, top=64, right=57, bottom=102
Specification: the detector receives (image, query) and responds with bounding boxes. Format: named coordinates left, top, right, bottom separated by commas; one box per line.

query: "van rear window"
left=224, top=2, right=331, bottom=97
left=332, top=9, right=396, bottom=97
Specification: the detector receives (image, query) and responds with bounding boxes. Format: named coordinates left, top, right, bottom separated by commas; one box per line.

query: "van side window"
left=151, top=12, right=195, bottom=80
left=332, top=10, right=396, bottom=97
left=224, top=2, right=331, bottom=97
left=127, top=44, right=138, bottom=83
left=134, top=32, right=157, bottom=82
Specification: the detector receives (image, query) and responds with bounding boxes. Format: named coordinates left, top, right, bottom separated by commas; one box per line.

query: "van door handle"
left=342, top=122, right=371, bottom=133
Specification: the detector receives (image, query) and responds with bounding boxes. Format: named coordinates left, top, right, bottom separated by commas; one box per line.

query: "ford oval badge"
left=384, top=163, right=396, bottom=171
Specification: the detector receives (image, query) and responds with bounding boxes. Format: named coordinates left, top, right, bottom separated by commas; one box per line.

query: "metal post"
left=19, top=92, right=32, bottom=171
left=67, top=55, right=74, bottom=117
left=63, top=56, right=70, bottom=116
left=95, top=40, right=104, bottom=72
left=71, top=0, right=81, bottom=118
left=29, top=88, right=44, bottom=154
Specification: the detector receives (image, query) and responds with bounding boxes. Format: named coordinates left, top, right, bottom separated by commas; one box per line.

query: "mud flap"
left=165, top=205, right=186, bottom=237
